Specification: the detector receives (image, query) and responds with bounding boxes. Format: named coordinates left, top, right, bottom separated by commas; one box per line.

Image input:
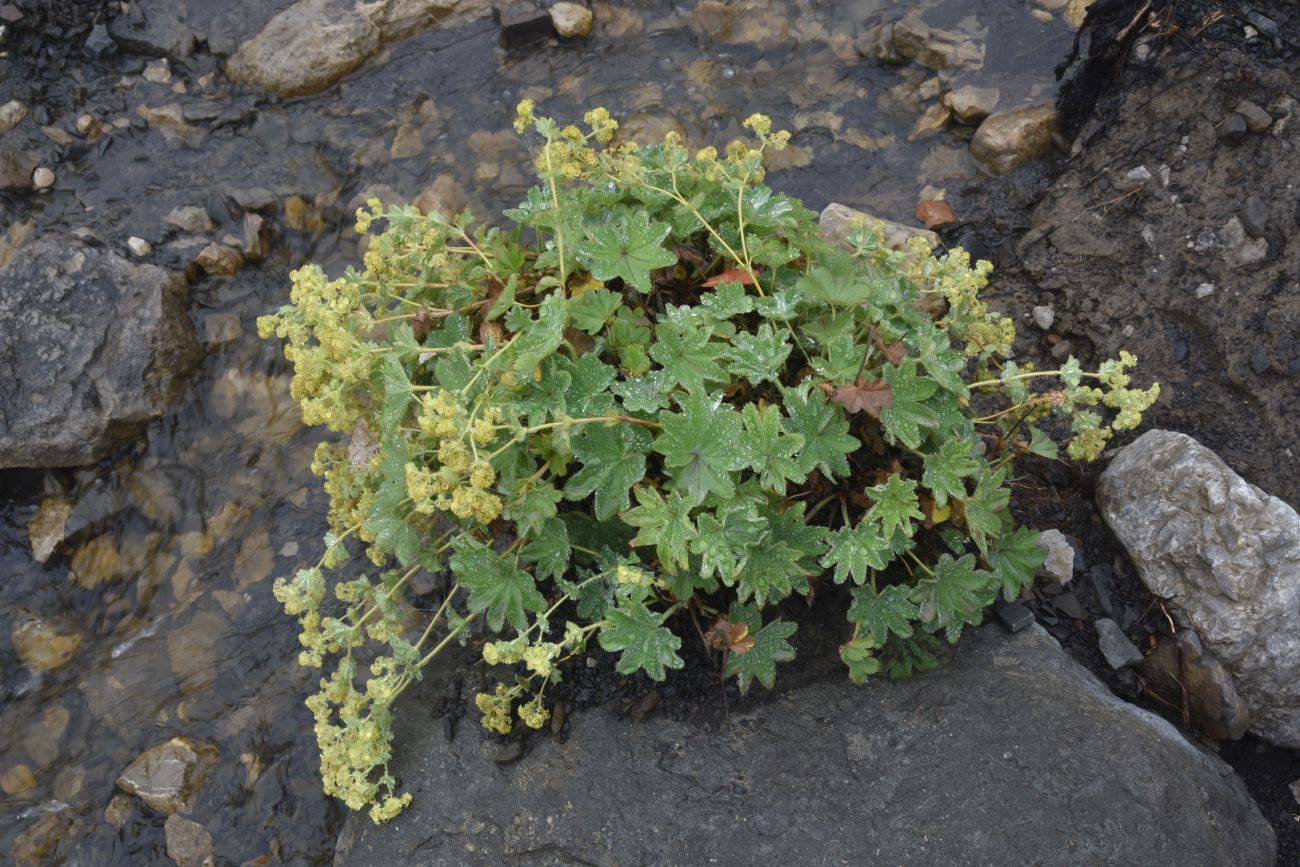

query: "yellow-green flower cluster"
left=408, top=389, right=503, bottom=523
left=475, top=683, right=518, bottom=734
left=922, top=246, right=1013, bottom=359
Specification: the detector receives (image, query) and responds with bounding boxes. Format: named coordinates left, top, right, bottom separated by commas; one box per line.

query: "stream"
left=0, top=0, right=1079, bottom=862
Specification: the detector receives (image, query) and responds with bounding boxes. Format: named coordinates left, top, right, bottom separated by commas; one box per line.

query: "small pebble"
left=1195, top=282, right=1215, bottom=298
left=1053, top=592, right=1087, bottom=621
left=493, top=740, right=524, bottom=764
left=1240, top=195, right=1268, bottom=237
left=31, top=167, right=54, bottom=190
left=1032, top=305, right=1054, bottom=330
left=1216, top=114, right=1248, bottom=146
left=1094, top=618, right=1144, bottom=669
left=549, top=1, right=593, bottom=38
left=1050, top=339, right=1074, bottom=362
left=1234, top=100, right=1273, bottom=133
left=992, top=598, right=1035, bottom=633
left=127, top=236, right=152, bottom=257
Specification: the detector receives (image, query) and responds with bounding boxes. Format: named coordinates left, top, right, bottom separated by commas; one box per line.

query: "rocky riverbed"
left=0, top=0, right=1297, bottom=864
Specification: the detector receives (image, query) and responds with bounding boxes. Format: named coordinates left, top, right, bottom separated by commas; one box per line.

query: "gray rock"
left=226, top=0, right=382, bottom=97
left=1141, top=630, right=1250, bottom=741
left=1032, top=304, right=1055, bottom=330
left=819, top=202, right=939, bottom=252
left=495, top=0, right=552, bottom=49
left=0, top=149, right=36, bottom=191
left=941, top=84, right=999, bottom=124
left=0, top=237, right=199, bottom=468
left=0, top=99, right=28, bottom=133
left=1095, top=618, right=1143, bottom=669
left=108, top=7, right=199, bottom=59
left=1097, top=429, right=1300, bottom=747
left=1240, top=195, right=1268, bottom=237
left=165, top=205, right=215, bottom=233
left=891, top=8, right=984, bottom=71
left=1217, top=114, right=1248, bottom=146
left=116, top=737, right=219, bottom=815
left=1037, top=528, right=1074, bottom=584
left=163, top=815, right=213, bottom=867
left=1234, top=100, right=1273, bottom=134
left=336, top=625, right=1274, bottom=866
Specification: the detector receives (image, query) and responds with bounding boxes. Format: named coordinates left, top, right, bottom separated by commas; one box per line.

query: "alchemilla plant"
left=258, top=104, right=1159, bottom=822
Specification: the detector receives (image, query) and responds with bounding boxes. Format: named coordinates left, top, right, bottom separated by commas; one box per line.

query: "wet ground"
left=0, top=0, right=1087, bottom=863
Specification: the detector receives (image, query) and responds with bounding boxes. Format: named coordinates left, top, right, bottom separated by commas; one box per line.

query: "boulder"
left=335, top=624, right=1274, bottom=866
left=970, top=104, right=1060, bottom=175
left=0, top=236, right=198, bottom=468
left=226, top=0, right=383, bottom=97
left=891, top=8, right=984, bottom=70
left=116, top=737, right=219, bottom=815
left=1097, top=429, right=1300, bottom=747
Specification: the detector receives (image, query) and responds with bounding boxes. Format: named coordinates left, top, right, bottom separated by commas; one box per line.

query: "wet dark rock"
left=1095, top=618, right=1143, bottom=669
left=0, top=149, right=36, bottom=191
left=1216, top=114, right=1248, bottom=146
left=83, top=22, right=116, bottom=59
left=970, top=104, right=1060, bottom=176
left=1240, top=195, right=1268, bottom=237
left=890, top=8, right=984, bottom=71
left=1098, top=430, right=1300, bottom=747
left=495, top=0, right=551, bottom=49
left=991, top=597, right=1034, bottom=632
left=336, top=624, right=1275, bottom=866
left=163, top=814, right=214, bottom=867
left=1141, top=631, right=1250, bottom=741
left=1053, top=591, right=1086, bottom=621
left=196, top=243, right=245, bottom=276
left=108, top=6, right=198, bottom=60
left=0, top=236, right=199, bottom=468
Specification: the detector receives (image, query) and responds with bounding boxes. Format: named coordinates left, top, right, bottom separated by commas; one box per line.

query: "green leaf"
left=379, top=353, right=412, bottom=438
left=1027, top=427, right=1059, bottom=459
left=726, top=324, right=791, bottom=386
left=648, top=315, right=730, bottom=393
left=922, top=437, right=980, bottom=508
left=739, top=404, right=806, bottom=496
left=699, top=281, right=755, bottom=320
left=611, top=370, right=674, bottom=414
left=986, top=527, right=1045, bottom=601
left=568, top=289, right=623, bottom=335
left=782, top=381, right=859, bottom=479
left=505, top=480, right=562, bottom=538
left=558, top=353, right=617, bottom=418
left=848, top=584, right=918, bottom=641
left=508, top=293, right=567, bottom=375
left=821, top=522, right=891, bottom=585
left=840, top=636, right=882, bottom=685
left=521, top=518, right=571, bottom=581
left=962, top=466, right=1010, bottom=554
left=654, top=391, right=747, bottom=504
left=433, top=349, right=473, bottom=391
left=913, top=326, right=969, bottom=397
left=450, top=536, right=546, bottom=633
left=910, top=553, right=996, bottom=643
left=794, top=253, right=873, bottom=306
left=622, top=486, right=697, bottom=574
left=879, top=358, right=940, bottom=450
left=598, top=600, right=684, bottom=681
left=579, top=211, right=678, bottom=294
left=880, top=631, right=941, bottom=680
left=724, top=602, right=797, bottom=693
left=691, top=500, right=766, bottom=582
left=564, top=422, right=652, bottom=521
left=865, top=474, right=924, bottom=541
left=733, top=502, right=826, bottom=605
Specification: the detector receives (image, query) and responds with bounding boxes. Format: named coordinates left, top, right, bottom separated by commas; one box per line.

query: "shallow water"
left=0, top=0, right=1076, bottom=861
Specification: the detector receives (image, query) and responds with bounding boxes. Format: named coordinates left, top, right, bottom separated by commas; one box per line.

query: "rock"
left=1141, top=630, right=1250, bottom=741
left=991, top=597, right=1034, bottom=632
left=1095, top=618, right=1143, bottom=668
left=336, top=624, right=1275, bottom=866
left=855, top=22, right=903, bottom=64
left=1217, top=113, right=1248, bottom=146
left=196, top=243, right=245, bottom=276
left=227, top=0, right=381, bottom=98
left=1032, top=304, right=1054, bottom=330
left=105, top=794, right=133, bottom=827
left=1, top=764, right=36, bottom=795
left=166, top=205, right=215, bottom=233
left=0, top=236, right=198, bottom=468
left=1195, top=282, right=1215, bottom=298
left=820, top=202, right=939, bottom=252
left=116, top=737, right=219, bottom=815
left=941, top=85, right=999, bottom=124
left=1240, top=195, right=1268, bottom=237
left=40, top=125, right=75, bottom=147
left=11, top=611, right=81, bottom=673
left=389, top=123, right=423, bottom=160
left=1050, top=338, right=1074, bottom=361
left=1219, top=215, right=1268, bottom=268
left=128, top=236, right=153, bottom=257
left=27, top=496, right=73, bottom=563
left=164, top=815, right=214, bottom=867
left=1063, top=0, right=1094, bottom=28
left=414, top=174, right=467, bottom=218
left=1291, top=779, right=1300, bottom=809
left=915, top=198, right=956, bottom=230
left=0, top=99, right=28, bottom=132
left=380, top=0, right=485, bottom=41
left=12, top=814, right=73, bottom=867
left=0, top=149, right=36, bottom=191
left=243, top=213, right=269, bottom=261
left=84, top=22, right=117, bottom=58
left=138, top=102, right=197, bottom=135
left=970, top=104, right=1060, bottom=175
left=1234, top=100, right=1273, bottom=134
left=143, top=59, right=172, bottom=84
left=31, top=167, right=54, bottom=190
left=495, top=0, right=555, bottom=48
left=907, top=102, right=951, bottom=142
left=1036, top=528, right=1074, bottom=584
left=1097, top=429, right=1300, bottom=747
left=108, top=7, right=199, bottom=59
left=549, top=1, right=592, bottom=38
left=891, top=8, right=984, bottom=71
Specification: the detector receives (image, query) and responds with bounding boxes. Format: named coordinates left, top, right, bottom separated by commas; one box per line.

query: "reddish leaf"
left=705, top=616, right=755, bottom=655
left=703, top=268, right=757, bottom=287
left=831, top=378, right=894, bottom=419
left=873, top=330, right=908, bottom=365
